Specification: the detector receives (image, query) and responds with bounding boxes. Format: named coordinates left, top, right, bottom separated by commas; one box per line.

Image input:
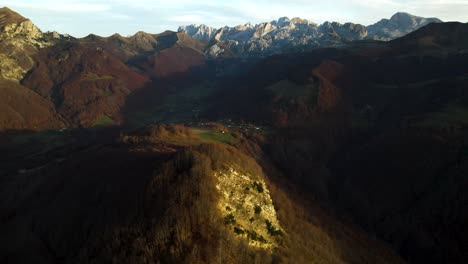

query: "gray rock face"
left=367, top=12, right=442, bottom=40
left=179, top=12, right=442, bottom=57
left=177, top=24, right=217, bottom=41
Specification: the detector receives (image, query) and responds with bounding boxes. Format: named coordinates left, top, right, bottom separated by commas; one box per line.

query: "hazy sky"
left=3, top=0, right=468, bottom=37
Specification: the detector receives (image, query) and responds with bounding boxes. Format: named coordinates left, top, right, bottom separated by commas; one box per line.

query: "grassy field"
left=94, top=116, right=116, bottom=127
left=122, top=125, right=239, bottom=147
left=193, top=129, right=238, bottom=145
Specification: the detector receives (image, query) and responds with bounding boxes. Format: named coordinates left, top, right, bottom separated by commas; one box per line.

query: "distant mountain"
left=390, top=21, right=468, bottom=51
left=0, top=7, right=456, bottom=130
left=179, top=12, right=442, bottom=57
left=178, top=24, right=217, bottom=41
left=368, top=12, right=442, bottom=40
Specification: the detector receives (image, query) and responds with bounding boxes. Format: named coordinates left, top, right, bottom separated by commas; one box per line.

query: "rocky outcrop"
left=1, top=19, right=42, bottom=41
left=215, top=167, right=283, bottom=249
left=0, top=7, right=52, bottom=81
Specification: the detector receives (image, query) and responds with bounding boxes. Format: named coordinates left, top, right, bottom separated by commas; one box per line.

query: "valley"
left=1, top=6, right=468, bottom=264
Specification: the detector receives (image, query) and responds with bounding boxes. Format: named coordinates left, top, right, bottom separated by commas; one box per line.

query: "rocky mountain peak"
left=0, top=7, right=42, bottom=40
left=277, top=16, right=291, bottom=27
left=291, top=17, right=309, bottom=25
left=0, top=7, right=26, bottom=27
left=390, top=12, right=413, bottom=21
left=0, top=7, right=42, bottom=37
left=130, top=31, right=154, bottom=43
left=368, top=12, right=442, bottom=40
left=390, top=12, right=424, bottom=27
left=253, top=22, right=277, bottom=38
left=244, top=22, right=254, bottom=28
left=180, top=12, right=443, bottom=57
left=177, top=24, right=217, bottom=41
left=0, top=7, right=51, bottom=81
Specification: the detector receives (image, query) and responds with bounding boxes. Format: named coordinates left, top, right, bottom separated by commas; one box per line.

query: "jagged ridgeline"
left=179, top=12, right=442, bottom=57
left=0, top=7, right=448, bottom=130
left=74, top=138, right=402, bottom=264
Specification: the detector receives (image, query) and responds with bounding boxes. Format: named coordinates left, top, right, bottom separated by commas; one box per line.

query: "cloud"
left=3, top=0, right=111, bottom=12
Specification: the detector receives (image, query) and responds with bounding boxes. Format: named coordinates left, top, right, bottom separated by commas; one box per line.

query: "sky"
left=3, top=0, right=468, bottom=37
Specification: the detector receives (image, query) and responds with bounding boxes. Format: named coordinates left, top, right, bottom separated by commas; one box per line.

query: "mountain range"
left=0, top=7, right=446, bottom=130
left=1, top=6, right=468, bottom=264
left=179, top=12, right=442, bottom=56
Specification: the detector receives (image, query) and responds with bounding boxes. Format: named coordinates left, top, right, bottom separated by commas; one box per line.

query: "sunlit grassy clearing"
left=94, top=115, right=116, bottom=126
left=195, top=129, right=237, bottom=144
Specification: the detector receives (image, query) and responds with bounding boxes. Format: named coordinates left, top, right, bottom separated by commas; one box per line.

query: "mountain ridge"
left=1, top=7, right=468, bottom=264
left=0, top=8, right=463, bottom=131
left=179, top=12, right=442, bottom=56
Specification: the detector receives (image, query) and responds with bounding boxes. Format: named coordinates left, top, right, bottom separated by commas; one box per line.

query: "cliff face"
left=0, top=7, right=51, bottom=81
left=1, top=18, right=43, bottom=41
left=215, top=167, right=283, bottom=249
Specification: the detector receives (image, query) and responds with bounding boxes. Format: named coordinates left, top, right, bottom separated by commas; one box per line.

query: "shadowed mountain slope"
left=22, top=42, right=149, bottom=127
left=0, top=80, right=64, bottom=130
left=0, top=127, right=404, bottom=264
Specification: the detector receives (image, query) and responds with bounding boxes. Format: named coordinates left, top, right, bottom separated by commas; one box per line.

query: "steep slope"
left=390, top=22, right=468, bottom=52
left=22, top=42, right=149, bottom=127
left=0, top=80, right=64, bottom=130
left=0, top=8, right=213, bottom=130
left=0, top=127, right=404, bottom=263
left=0, top=7, right=70, bottom=131
left=0, top=7, right=48, bottom=81
left=133, top=31, right=207, bottom=78
left=0, top=7, right=26, bottom=27
left=204, top=48, right=350, bottom=125
left=80, top=32, right=158, bottom=62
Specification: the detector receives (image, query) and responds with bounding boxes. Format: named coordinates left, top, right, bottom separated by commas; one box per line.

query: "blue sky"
left=3, top=0, right=468, bottom=37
